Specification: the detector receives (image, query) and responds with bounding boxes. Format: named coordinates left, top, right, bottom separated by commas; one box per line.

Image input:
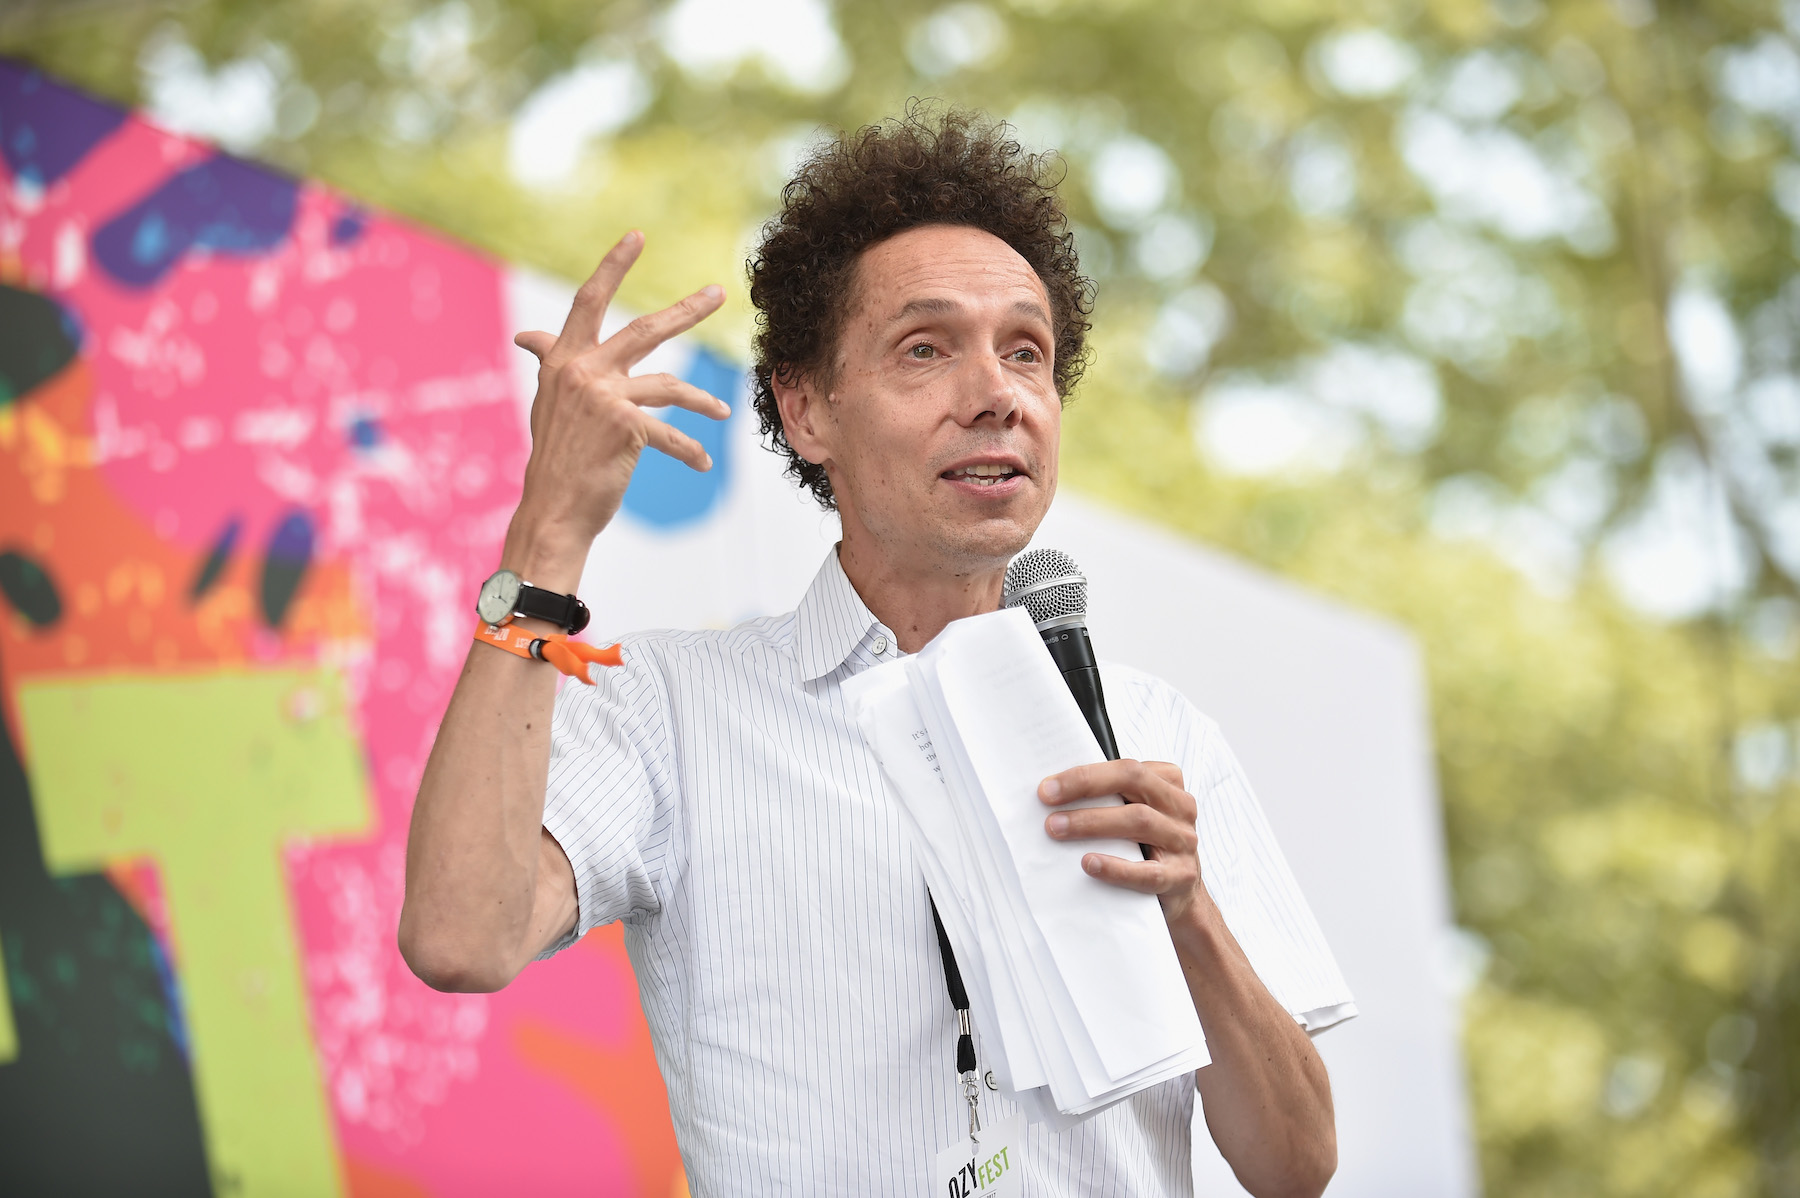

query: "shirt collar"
left=793, top=547, right=891, bottom=682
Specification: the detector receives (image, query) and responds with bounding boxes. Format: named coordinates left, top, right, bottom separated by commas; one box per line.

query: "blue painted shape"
left=0, top=60, right=126, bottom=188
left=0, top=284, right=81, bottom=404
left=620, top=345, right=740, bottom=529
left=144, top=931, right=190, bottom=1062
left=91, top=155, right=298, bottom=288
left=330, top=207, right=366, bottom=247
left=258, top=510, right=314, bottom=629
left=188, top=516, right=240, bottom=603
left=348, top=414, right=382, bottom=449
left=266, top=510, right=313, bottom=562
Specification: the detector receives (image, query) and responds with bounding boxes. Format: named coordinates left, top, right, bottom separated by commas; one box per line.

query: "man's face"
left=776, top=224, right=1061, bottom=577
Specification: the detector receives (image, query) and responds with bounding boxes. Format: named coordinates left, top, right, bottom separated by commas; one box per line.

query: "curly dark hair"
left=747, top=106, right=1094, bottom=510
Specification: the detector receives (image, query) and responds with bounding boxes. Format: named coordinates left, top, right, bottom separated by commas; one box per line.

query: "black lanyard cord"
left=930, top=896, right=978, bottom=1076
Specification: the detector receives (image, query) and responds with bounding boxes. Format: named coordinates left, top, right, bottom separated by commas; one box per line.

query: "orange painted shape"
left=510, top=926, right=683, bottom=1198
left=343, top=1154, right=436, bottom=1198
left=0, top=356, right=369, bottom=698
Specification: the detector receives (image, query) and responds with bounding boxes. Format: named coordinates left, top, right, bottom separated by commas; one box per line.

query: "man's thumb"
left=514, top=330, right=556, bottom=359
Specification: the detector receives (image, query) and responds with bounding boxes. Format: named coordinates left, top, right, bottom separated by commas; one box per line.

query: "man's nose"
left=954, top=350, right=1024, bottom=428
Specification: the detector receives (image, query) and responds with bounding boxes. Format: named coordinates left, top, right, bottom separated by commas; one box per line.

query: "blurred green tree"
left=3, top=0, right=1798, bottom=1193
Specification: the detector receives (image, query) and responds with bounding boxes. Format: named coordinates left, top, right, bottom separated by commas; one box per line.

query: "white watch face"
left=476, top=569, right=522, bottom=625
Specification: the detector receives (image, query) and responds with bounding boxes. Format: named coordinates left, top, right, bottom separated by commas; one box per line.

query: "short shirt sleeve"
left=1116, top=670, right=1357, bottom=1034
left=537, top=635, right=682, bottom=957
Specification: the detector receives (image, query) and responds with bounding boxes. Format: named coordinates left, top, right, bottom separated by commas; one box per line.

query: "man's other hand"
left=1039, top=760, right=1337, bottom=1198
left=506, top=231, right=729, bottom=581
left=1038, top=759, right=1205, bottom=929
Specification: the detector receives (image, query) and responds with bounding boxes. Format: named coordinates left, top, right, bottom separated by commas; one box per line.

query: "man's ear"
left=772, top=366, right=831, bottom=467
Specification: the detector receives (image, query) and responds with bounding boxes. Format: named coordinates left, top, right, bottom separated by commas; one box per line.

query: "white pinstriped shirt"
left=540, top=549, right=1355, bottom=1196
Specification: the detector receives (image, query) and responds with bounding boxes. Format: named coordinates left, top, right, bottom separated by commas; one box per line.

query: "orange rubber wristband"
left=473, top=620, right=623, bottom=685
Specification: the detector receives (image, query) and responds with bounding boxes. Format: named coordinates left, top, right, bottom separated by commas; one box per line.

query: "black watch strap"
left=515, top=584, right=590, bottom=635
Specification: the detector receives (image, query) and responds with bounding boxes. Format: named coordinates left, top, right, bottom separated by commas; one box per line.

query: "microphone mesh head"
left=1003, top=548, right=1087, bottom=627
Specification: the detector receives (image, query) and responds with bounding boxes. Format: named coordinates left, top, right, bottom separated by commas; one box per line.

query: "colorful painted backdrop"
left=0, top=61, right=700, bottom=1197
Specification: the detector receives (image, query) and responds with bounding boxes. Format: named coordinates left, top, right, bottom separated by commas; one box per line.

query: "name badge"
left=932, top=1112, right=1025, bottom=1198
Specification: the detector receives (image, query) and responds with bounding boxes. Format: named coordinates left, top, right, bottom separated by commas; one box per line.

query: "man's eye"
left=1011, top=347, right=1040, bottom=363
left=909, top=344, right=937, bottom=359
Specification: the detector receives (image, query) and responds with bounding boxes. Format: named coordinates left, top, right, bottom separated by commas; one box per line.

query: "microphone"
left=1003, top=548, right=1120, bottom=762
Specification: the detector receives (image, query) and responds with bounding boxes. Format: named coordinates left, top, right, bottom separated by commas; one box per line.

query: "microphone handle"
left=1041, top=621, right=1149, bottom=860
left=1040, top=623, right=1121, bottom=761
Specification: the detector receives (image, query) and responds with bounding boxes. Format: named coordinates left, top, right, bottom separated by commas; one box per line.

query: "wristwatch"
left=475, top=569, right=590, bottom=635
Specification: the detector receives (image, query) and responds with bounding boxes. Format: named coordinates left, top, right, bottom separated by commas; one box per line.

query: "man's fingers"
left=598, top=284, right=726, bottom=371
left=1144, top=759, right=1197, bottom=822
left=1145, top=760, right=1183, bottom=788
left=514, top=330, right=556, bottom=360
left=1041, top=758, right=1185, bottom=813
left=619, top=373, right=732, bottom=419
left=557, top=232, right=644, bottom=353
left=1046, top=803, right=1196, bottom=853
left=1041, top=759, right=1134, bottom=803
left=640, top=413, right=713, bottom=472
left=1080, top=853, right=1180, bottom=895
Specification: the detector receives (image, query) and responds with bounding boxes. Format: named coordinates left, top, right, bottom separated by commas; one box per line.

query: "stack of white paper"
left=842, top=607, right=1208, bottom=1123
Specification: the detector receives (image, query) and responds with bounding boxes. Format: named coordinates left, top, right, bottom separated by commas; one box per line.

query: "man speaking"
left=400, top=110, right=1354, bottom=1197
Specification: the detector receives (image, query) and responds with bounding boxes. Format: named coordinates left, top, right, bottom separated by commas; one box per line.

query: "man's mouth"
left=941, top=463, right=1021, bottom=487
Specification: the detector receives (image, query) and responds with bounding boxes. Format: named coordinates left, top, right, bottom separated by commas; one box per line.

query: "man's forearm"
left=398, top=235, right=727, bottom=991
left=1176, top=902, right=1336, bottom=1198
left=1035, top=758, right=1337, bottom=1195
left=398, top=520, right=583, bottom=991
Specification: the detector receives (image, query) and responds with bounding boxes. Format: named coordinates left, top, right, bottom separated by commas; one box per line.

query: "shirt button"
left=871, top=634, right=889, bottom=656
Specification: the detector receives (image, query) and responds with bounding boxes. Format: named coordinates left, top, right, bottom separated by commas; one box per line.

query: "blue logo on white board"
left=619, top=345, right=741, bottom=529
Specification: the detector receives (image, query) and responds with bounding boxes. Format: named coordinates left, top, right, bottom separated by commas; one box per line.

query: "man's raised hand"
left=506, top=232, right=729, bottom=578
